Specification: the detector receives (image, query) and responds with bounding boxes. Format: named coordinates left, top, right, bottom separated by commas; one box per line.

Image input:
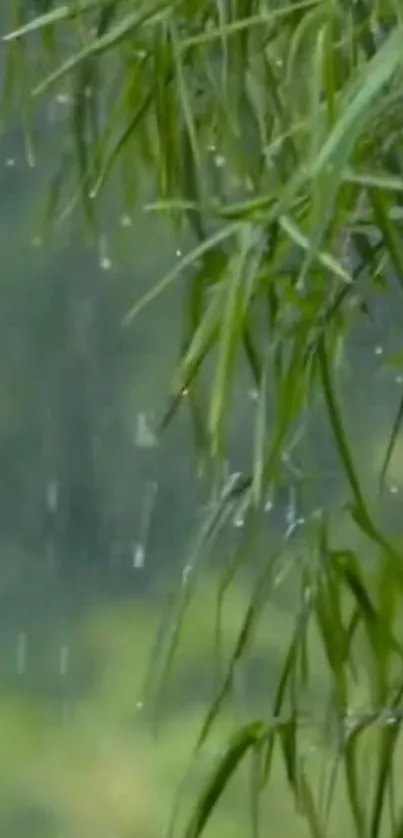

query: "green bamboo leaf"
left=213, top=508, right=265, bottom=674
left=197, top=566, right=270, bottom=749
left=309, top=24, right=327, bottom=166
left=311, top=25, right=403, bottom=177
left=369, top=189, right=403, bottom=293
left=262, top=588, right=315, bottom=784
left=242, top=319, right=262, bottom=387
left=315, top=573, right=348, bottom=705
left=252, top=352, right=269, bottom=506
left=249, top=742, right=263, bottom=838
left=370, top=686, right=403, bottom=838
left=209, top=225, right=263, bottom=456
left=334, top=551, right=377, bottom=624
left=279, top=214, right=352, bottom=284
left=296, top=26, right=403, bottom=290
left=296, top=769, right=324, bottom=838
left=279, top=717, right=298, bottom=787
left=318, top=337, right=375, bottom=531
left=332, top=547, right=403, bottom=666
left=343, top=169, right=403, bottom=192
left=144, top=474, right=245, bottom=718
left=145, top=199, right=202, bottom=214
left=169, top=21, right=202, bottom=183
left=122, top=221, right=241, bottom=325
left=90, top=74, right=153, bottom=200
left=320, top=749, right=342, bottom=834
left=184, top=722, right=268, bottom=838
left=168, top=286, right=225, bottom=411
left=71, top=58, right=97, bottom=231
left=32, top=0, right=176, bottom=97
left=379, top=392, right=403, bottom=494
left=265, top=325, right=309, bottom=483
left=3, top=0, right=105, bottom=40
left=180, top=0, right=319, bottom=49
left=348, top=500, right=403, bottom=586
left=344, top=722, right=368, bottom=837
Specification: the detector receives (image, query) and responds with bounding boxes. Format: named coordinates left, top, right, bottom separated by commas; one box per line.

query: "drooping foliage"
left=3, top=2, right=403, bottom=836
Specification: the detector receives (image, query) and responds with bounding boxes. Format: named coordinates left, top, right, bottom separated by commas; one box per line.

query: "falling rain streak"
left=59, top=644, right=70, bottom=678
left=16, top=631, right=27, bottom=675
left=133, top=480, right=158, bottom=570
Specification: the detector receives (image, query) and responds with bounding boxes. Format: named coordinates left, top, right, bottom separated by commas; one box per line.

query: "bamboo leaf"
left=184, top=722, right=268, bottom=838
left=122, top=222, right=241, bottom=325
left=3, top=0, right=105, bottom=40
left=32, top=1, right=176, bottom=96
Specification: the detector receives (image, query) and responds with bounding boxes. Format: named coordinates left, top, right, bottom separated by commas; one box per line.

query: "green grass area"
left=0, top=547, right=397, bottom=838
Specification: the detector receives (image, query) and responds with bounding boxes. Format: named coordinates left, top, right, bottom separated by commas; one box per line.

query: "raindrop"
left=208, top=143, right=217, bottom=153
left=214, top=154, right=226, bottom=168
left=284, top=516, right=305, bottom=540
left=286, top=486, right=297, bottom=527
left=233, top=514, right=244, bottom=528
left=133, top=543, right=145, bottom=569
left=119, top=213, right=132, bottom=228
left=275, top=58, right=284, bottom=67
left=56, top=92, right=71, bottom=105
left=136, top=700, right=144, bottom=710
left=181, top=387, right=189, bottom=397
left=248, top=388, right=258, bottom=402
left=99, top=234, right=112, bottom=270
left=46, top=479, right=59, bottom=513
left=389, top=485, right=399, bottom=495
left=135, top=411, right=157, bottom=448
left=374, top=345, right=383, bottom=356
left=5, top=157, right=15, bottom=167
left=31, top=235, right=43, bottom=248
left=59, top=644, right=70, bottom=678
left=175, top=248, right=182, bottom=257
left=182, top=564, right=192, bottom=583
left=16, top=632, right=27, bottom=675
left=100, top=255, right=112, bottom=271
left=303, top=587, right=314, bottom=606
left=396, top=375, right=403, bottom=385
left=265, top=498, right=273, bottom=513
